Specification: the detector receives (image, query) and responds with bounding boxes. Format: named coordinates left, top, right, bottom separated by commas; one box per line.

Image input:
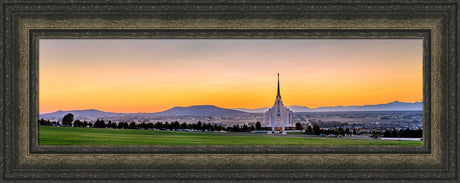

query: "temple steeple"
left=265, top=73, right=294, bottom=134
left=276, top=73, right=281, bottom=100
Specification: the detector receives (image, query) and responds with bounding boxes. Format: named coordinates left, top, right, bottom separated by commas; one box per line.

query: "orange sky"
left=39, top=39, right=423, bottom=113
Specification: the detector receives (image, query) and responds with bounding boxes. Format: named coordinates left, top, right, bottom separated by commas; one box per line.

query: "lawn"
left=39, top=126, right=423, bottom=146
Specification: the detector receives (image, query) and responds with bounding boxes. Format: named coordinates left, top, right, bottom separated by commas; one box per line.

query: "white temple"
left=264, top=73, right=294, bottom=134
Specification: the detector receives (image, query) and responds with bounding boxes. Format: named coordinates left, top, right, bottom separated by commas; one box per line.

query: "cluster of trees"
left=295, top=123, right=303, bottom=130
left=304, top=124, right=366, bottom=136
left=383, top=129, right=423, bottom=138
left=38, top=119, right=60, bottom=126
left=228, top=124, right=255, bottom=132
left=73, top=120, right=93, bottom=128
left=315, top=127, right=354, bottom=136
left=304, top=124, right=327, bottom=135
left=134, top=121, right=226, bottom=131
left=43, top=113, right=228, bottom=132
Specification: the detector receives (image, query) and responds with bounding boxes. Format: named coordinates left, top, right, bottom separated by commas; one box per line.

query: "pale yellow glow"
left=39, top=39, right=423, bottom=113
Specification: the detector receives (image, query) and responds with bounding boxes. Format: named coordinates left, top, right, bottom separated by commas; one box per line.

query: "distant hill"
left=233, top=101, right=422, bottom=113
left=39, top=109, right=120, bottom=119
left=156, top=105, right=248, bottom=116
left=310, top=101, right=422, bottom=112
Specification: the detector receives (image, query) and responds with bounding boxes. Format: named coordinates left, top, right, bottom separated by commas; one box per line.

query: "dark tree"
left=202, top=123, right=208, bottom=131
left=338, top=127, right=344, bottom=135
left=39, top=119, right=45, bottom=126
left=62, top=113, right=74, bottom=127
left=129, top=122, right=137, bottom=129
left=111, top=122, right=117, bottom=128
left=255, top=121, right=262, bottom=130
left=93, top=119, right=106, bottom=128
left=117, top=122, right=124, bottom=129
left=231, top=124, right=240, bottom=132
left=197, top=121, right=202, bottom=130
left=155, top=122, right=163, bottom=129
left=210, top=124, right=216, bottom=131
left=384, top=130, right=391, bottom=137
left=139, top=122, right=146, bottom=129
left=38, top=119, right=51, bottom=126
left=313, top=124, right=321, bottom=135
left=242, top=124, right=249, bottom=132
left=305, top=126, right=313, bottom=134
left=396, top=129, right=422, bottom=138
left=73, top=120, right=82, bottom=127
left=173, top=121, right=180, bottom=130
left=391, top=129, right=398, bottom=137
left=118, top=121, right=128, bottom=129
left=181, top=122, right=188, bottom=129
left=146, top=122, right=154, bottom=129
left=164, top=122, right=170, bottom=129
left=295, top=123, right=303, bottom=130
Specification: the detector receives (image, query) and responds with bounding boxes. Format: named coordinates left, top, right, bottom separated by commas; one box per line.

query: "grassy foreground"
left=39, top=126, right=423, bottom=146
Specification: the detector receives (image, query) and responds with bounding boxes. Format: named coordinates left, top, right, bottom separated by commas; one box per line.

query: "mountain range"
left=233, top=101, right=422, bottom=113
left=41, top=109, right=119, bottom=117
left=155, top=105, right=247, bottom=116
left=39, top=105, right=249, bottom=120
left=39, top=101, right=422, bottom=119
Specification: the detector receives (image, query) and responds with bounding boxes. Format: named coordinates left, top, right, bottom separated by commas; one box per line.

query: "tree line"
left=382, top=128, right=423, bottom=138
left=303, top=123, right=422, bottom=138
left=39, top=113, right=232, bottom=131
left=91, top=119, right=228, bottom=131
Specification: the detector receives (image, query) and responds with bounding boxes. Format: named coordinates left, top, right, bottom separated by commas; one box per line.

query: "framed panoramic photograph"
left=38, top=38, right=424, bottom=147
left=1, top=0, right=459, bottom=182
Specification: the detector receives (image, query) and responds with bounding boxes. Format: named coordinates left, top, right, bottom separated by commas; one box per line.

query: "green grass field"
left=39, top=126, right=423, bottom=146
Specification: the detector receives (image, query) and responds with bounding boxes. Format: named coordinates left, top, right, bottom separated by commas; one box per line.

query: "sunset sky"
left=39, top=39, right=423, bottom=113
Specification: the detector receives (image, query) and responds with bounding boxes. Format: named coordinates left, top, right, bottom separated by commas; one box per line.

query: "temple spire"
left=276, top=73, right=281, bottom=100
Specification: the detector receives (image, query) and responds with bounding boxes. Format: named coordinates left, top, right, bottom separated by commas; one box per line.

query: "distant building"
left=264, top=74, right=294, bottom=134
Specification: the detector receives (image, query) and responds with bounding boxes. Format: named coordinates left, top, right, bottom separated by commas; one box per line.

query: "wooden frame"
left=1, top=0, right=459, bottom=182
